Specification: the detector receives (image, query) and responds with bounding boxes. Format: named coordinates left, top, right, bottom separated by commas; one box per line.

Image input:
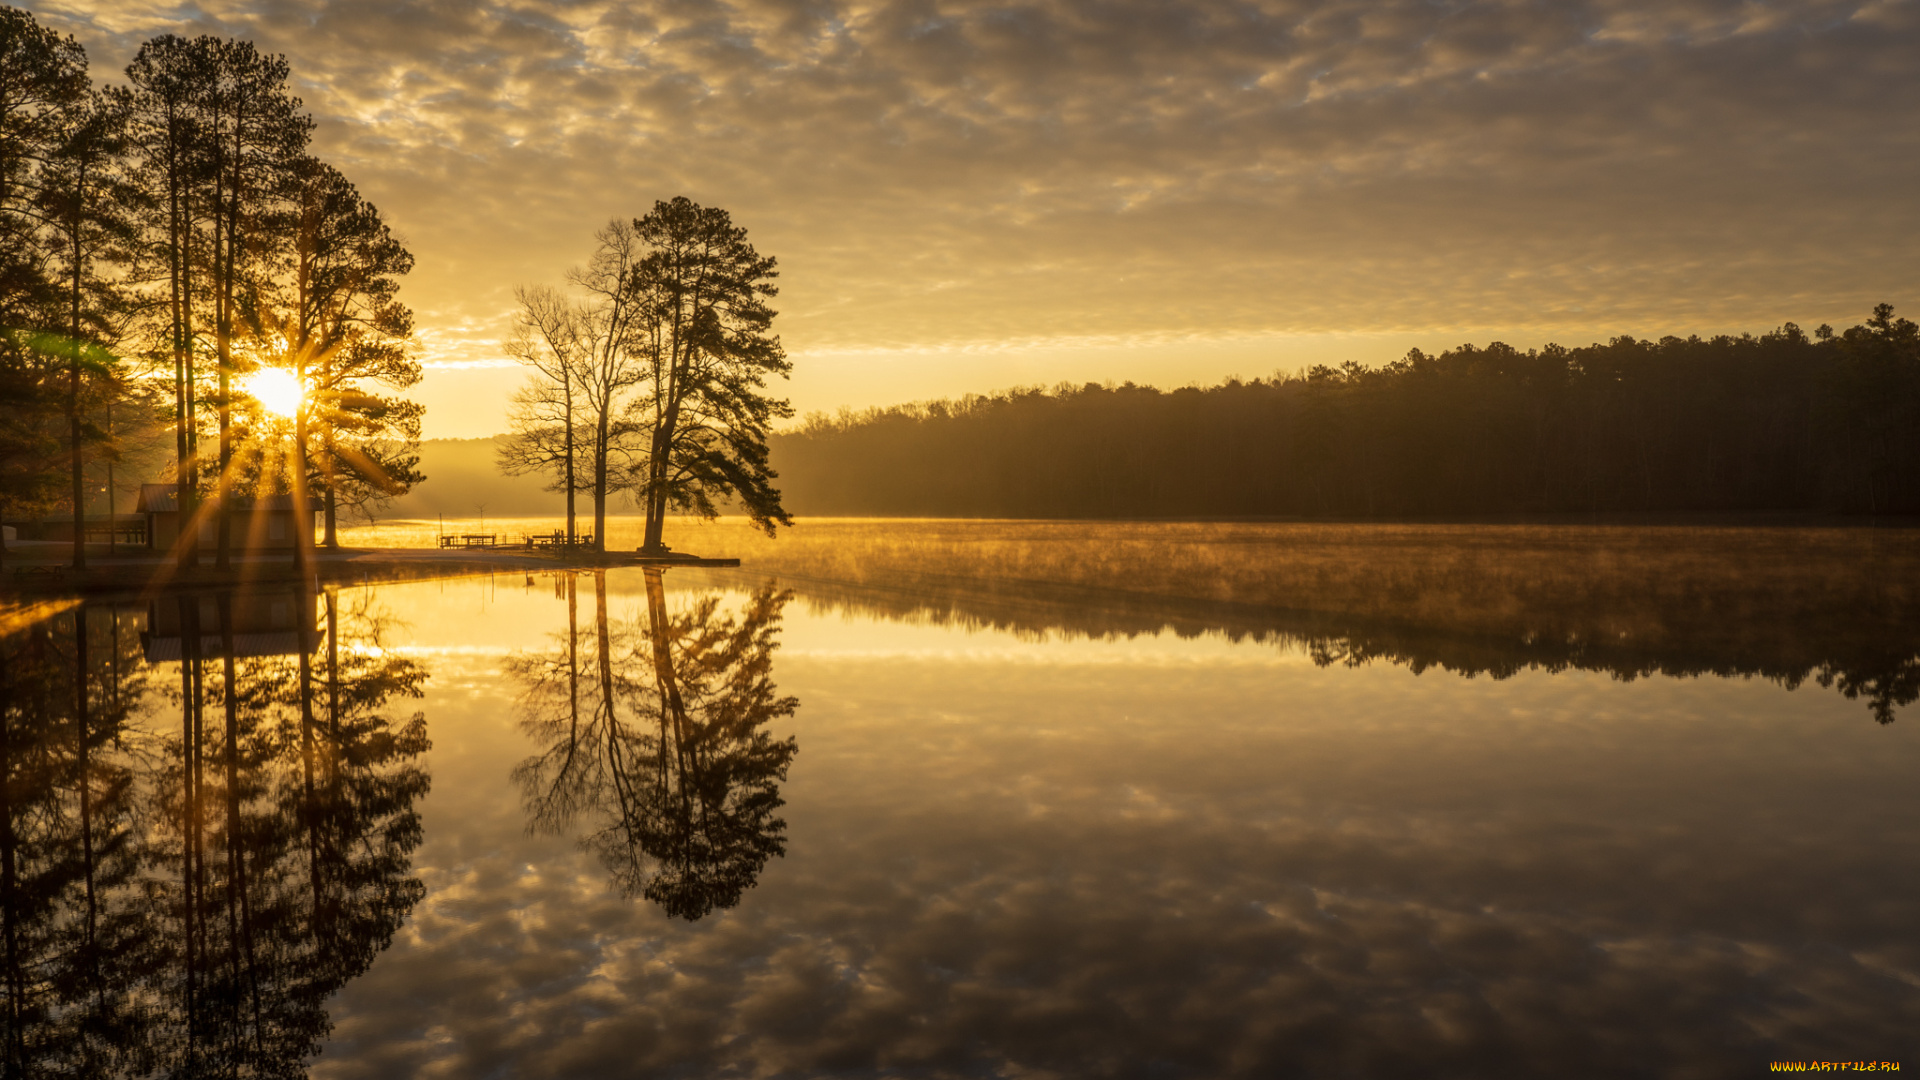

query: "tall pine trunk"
left=294, top=405, right=313, bottom=564
left=168, top=111, right=198, bottom=570
left=68, top=218, right=87, bottom=571
left=322, top=434, right=338, bottom=548
left=640, top=339, right=684, bottom=554
left=212, top=114, right=233, bottom=572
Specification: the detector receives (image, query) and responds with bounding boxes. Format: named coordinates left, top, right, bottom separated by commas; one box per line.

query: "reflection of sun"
left=245, top=368, right=302, bottom=418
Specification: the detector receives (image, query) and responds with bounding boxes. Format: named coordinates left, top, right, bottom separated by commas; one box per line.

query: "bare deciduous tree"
left=498, top=284, right=586, bottom=544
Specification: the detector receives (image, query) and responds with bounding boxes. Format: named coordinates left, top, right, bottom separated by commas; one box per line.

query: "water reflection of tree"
left=1, top=604, right=155, bottom=1075
left=512, top=570, right=798, bottom=920
left=791, top=571, right=1920, bottom=724
left=0, top=585, right=429, bottom=1077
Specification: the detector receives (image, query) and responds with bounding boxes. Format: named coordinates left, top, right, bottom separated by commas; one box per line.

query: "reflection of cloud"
left=325, top=805, right=1920, bottom=1076
left=314, top=646, right=1920, bottom=1077
left=31, top=0, right=1920, bottom=389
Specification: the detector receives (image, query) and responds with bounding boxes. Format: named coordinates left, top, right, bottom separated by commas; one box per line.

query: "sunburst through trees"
left=0, top=7, right=424, bottom=570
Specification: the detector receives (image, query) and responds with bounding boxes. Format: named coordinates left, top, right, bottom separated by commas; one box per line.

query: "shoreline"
left=352, top=511, right=1920, bottom=530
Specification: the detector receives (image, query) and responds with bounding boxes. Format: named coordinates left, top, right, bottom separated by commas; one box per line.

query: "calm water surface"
left=4, top=527, right=1919, bottom=1078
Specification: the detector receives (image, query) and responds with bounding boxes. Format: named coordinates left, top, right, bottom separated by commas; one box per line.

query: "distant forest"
left=771, top=305, right=1920, bottom=518
left=389, top=437, right=555, bottom=519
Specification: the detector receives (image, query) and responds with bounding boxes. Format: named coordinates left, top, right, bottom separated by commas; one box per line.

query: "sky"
left=23, top=0, right=1920, bottom=438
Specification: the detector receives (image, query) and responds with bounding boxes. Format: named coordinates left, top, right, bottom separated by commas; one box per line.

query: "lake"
left=3, top=521, right=1917, bottom=1077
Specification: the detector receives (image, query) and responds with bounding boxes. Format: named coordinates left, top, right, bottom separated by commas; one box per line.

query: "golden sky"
left=28, top=0, right=1920, bottom=437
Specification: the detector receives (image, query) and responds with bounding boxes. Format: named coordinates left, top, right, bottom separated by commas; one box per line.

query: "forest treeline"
left=772, top=306, right=1920, bottom=517
left=0, top=7, right=421, bottom=565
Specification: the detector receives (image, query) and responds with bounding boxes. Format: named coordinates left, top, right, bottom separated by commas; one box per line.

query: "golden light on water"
left=245, top=368, right=302, bottom=418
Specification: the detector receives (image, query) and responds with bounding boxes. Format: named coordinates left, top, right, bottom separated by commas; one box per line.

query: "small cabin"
left=137, top=484, right=321, bottom=551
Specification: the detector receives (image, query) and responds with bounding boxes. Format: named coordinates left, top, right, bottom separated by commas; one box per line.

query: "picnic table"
left=437, top=533, right=498, bottom=549
left=524, top=531, right=594, bottom=550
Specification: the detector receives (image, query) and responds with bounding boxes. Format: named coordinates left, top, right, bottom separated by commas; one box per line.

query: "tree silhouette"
left=497, top=285, right=588, bottom=546
left=38, top=88, right=136, bottom=572
left=275, top=158, right=422, bottom=549
left=123, top=35, right=314, bottom=569
left=1822, top=304, right=1920, bottom=513
left=627, top=197, right=792, bottom=553
left=0, top=7, right=89, bottom=328
left=0, top=9, right=95, bottom=561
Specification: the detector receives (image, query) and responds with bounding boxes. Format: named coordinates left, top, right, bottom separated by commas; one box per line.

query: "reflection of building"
left=137, top=484, right=320, bottom=551
left=142, top=587, right=318, bottom=662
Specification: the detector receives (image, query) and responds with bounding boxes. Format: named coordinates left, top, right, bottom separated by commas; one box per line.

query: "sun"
left=245, top=367, right=303, bottom=418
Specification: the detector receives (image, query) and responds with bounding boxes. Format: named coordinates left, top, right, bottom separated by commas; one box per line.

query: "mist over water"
left=6, top=523, right=1919, bottom=1076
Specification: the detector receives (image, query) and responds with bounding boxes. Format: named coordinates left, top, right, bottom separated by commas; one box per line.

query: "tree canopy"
left=628, top=197, right=792, bottom=552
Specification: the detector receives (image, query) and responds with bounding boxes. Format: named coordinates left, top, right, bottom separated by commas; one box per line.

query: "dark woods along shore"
left=776, top=308, right=1920, bottom=519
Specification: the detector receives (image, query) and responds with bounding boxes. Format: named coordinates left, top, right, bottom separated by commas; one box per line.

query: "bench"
left=84, top=522, right=147, bottom=544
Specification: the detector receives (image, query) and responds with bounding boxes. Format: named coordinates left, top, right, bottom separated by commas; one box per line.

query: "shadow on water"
left=0, top=583, right=429, bottom=1077
left=509, top=569, right=798, bottom=921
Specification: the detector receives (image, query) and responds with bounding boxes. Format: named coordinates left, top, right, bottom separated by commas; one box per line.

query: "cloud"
left=23, top=0, right=1920, bottom=397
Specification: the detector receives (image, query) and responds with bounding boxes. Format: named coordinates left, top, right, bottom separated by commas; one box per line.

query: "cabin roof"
left=136, top=483, right=177, bottom=512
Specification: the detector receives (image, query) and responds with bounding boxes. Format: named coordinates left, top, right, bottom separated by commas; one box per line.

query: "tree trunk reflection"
left=0, top=586, right=430, bottom=1076
left=512, top=570, right=799, bottom=920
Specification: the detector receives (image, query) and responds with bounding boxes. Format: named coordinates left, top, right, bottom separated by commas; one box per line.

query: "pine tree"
left=278, top=158, right=419, bottom=549
left=39, top=89, right=136, bottom=569
left=627, top=197, right=792, bottom=554
left=0, top=7, right=89, bottom=562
